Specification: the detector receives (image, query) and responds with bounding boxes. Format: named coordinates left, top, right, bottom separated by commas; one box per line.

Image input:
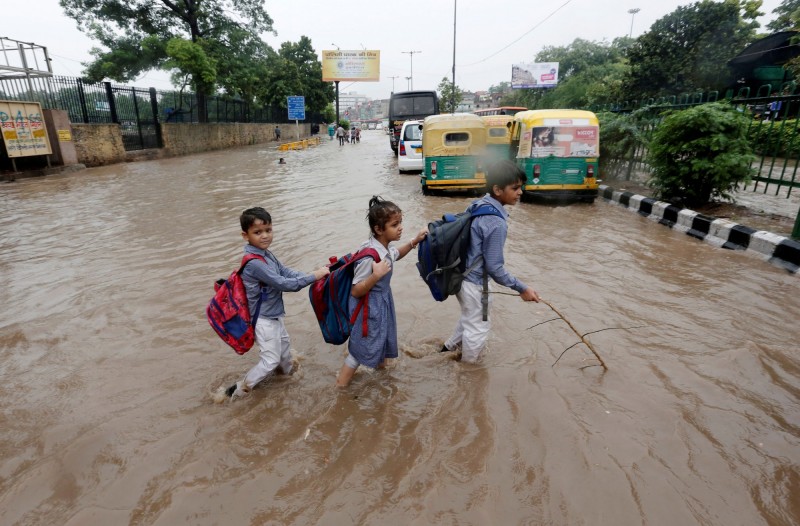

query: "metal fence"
left=0, top=74, right=318, bottom=151
left=591, top=83, right=800, bottom=200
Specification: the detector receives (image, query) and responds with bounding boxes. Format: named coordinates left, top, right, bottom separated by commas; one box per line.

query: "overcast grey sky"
left=4, top=0, right=786, bottom=99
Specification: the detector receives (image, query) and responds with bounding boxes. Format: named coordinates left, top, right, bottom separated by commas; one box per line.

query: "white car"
left=397, top=120, right=423, bottom=173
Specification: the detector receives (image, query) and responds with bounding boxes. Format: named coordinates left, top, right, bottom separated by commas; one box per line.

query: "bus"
left=473, top=106, right=527, bottom=117
left=388, top=90, right=439, bottom=154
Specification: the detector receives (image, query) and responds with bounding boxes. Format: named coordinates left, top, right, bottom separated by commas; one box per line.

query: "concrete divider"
left=599, top=184, right=799, bottom=274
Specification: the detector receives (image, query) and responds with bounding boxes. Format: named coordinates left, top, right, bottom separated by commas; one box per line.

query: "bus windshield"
left=392, top=96, right=436, bottom=118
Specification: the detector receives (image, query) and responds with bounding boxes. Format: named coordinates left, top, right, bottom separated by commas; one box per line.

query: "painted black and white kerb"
left=600, top=185, right=800, bottom=274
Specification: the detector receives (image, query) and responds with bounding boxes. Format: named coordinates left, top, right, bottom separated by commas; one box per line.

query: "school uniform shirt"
left=348, top=236, right=400, bottom=368
left=463, top=194, right=527, bottom=293
left=241, top=244, right=316, bottom=319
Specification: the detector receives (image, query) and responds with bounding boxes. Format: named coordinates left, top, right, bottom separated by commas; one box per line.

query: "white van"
left=397, top=120, right=423, bottom=173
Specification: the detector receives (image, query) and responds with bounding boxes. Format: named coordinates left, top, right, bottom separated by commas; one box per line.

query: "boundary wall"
left=69, top=122, right=307, bottom=167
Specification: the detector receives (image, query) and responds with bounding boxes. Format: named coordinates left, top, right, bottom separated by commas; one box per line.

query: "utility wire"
left=459, top=0, right=576, bottom=67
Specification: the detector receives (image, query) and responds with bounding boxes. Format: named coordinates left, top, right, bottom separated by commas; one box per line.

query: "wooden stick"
left=542, top=300, right=608, bottom=370
left=489, top=292, right=609, bottom=370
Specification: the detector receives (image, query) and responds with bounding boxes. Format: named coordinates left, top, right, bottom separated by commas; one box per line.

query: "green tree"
left=623, top=0, right=763, bottom=100
left=597, top=110, right=650, bottom=179
left=321, top=104, right=336, bottom=124
left=255, top=36, right=334, bottom=115
left=646, top=102, right=755, bottom=206
left=59, top=0, right=275, bottom=121
left=766, top=0, right=800, bottom=30
left=513, top=37, right=631, bottom=110
left=437, top=77, right=463, bottom=113
left=488, top=82, right=511, bottom=95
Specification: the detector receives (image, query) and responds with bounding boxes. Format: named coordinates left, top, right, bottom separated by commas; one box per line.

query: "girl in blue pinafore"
left=335, top=196, right=428, bottom=387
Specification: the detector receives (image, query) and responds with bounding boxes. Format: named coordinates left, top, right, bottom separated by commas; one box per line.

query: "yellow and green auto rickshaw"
left=481, top=114, right=515, bottom=163
left=420, top=113, right=488, bottom=195
left=510, top=109, right=600, bottom=203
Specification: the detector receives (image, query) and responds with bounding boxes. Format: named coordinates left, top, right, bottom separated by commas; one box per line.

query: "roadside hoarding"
left=322, top=50, right=380, bottom=82
left=511, top=62, right=559, bottom=89
left=0, top=100, right=52, bottom=158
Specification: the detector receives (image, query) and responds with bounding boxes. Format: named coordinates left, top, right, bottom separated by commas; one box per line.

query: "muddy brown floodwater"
left=1, top=131, right=798, bottom=525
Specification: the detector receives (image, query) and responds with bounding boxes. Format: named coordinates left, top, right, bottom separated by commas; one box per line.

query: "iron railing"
left=0, top=74, right=320, bottom=128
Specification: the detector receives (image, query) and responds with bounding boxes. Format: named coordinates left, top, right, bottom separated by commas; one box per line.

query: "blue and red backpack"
left=309, top=248, right=381, bottom=345
left=206, top=254, right=268, bottom=355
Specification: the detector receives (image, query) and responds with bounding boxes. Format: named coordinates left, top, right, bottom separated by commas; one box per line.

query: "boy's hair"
left=367, top=195, right=402, bottom=236
left=486, top=160, right=526, bottom=192
left=240, top=207, right=272, bottom=232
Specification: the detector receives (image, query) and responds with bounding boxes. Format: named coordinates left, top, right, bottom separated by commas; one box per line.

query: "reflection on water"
left=1, top=132, right=798, bottom=525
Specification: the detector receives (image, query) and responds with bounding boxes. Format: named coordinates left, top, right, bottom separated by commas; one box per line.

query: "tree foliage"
left=437, top=77, right=463, bottom=113
left=766, top=0, right=800, bottom=31
left=488, top=82, right=511, bottom=95
left=622, top=0, right=762, bottom=100
left=59, top=0, right=334, bottom=118
left=254, top=37, right=334, bottom=114
left=646, top=102, right=755, bottom=206
left=60, top=0, right=274, bottom=88
left=509, top=38, right=632, bottom=110
left=597, top=110, right=649, bottom=178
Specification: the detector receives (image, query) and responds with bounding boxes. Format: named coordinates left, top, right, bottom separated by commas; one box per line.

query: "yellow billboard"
left=322, top=50, right=380, bottom=82
left=0, top=100, right=52, bottom=158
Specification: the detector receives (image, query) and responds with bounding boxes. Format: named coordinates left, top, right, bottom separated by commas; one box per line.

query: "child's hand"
left=313, top=266, right=331, bottom=281
left=372, top=259, right=391, bottom=279
left=409, top=227, right=429, bottom=249
left=520, top=287, right=540, bottom=302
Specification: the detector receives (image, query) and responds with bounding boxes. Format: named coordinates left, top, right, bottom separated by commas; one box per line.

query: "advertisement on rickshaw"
left=522, top=123, right=598, bottom=158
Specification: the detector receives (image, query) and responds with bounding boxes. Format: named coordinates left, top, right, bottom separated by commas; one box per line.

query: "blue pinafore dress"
left=347, top=240, right=398, bottom=368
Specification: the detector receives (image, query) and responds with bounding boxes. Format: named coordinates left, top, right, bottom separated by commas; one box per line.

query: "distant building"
left=456, top=91, right=475, bottom=112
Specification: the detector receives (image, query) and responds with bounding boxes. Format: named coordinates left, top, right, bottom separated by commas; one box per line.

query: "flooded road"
left=1, top=131, right=798, bottom=525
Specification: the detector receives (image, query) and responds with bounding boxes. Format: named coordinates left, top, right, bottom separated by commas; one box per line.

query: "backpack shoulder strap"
left=238, top=253, right=269, bottom=327
left=239, top=253, right=267, bottom=273
left=351, top=247, right=381, bottom=264
left=469, top=204, right=505, bottom=219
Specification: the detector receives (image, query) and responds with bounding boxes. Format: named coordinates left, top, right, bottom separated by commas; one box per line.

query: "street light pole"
left=405, top=76, right=411, bottom=91
left=402, top=50, right=421, bottom=90
left=452, top=0, right=457, bottom=114
left=628, top=8, right=640, bottom=38
left=388, top=75, right=399, bottom=93
left=331, top=43, right=341, bottom=124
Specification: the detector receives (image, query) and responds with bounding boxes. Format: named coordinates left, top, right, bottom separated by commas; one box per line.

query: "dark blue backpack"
left=417, top=204, right=504, bottom=302
left=309, top=248, right=381, bottom=345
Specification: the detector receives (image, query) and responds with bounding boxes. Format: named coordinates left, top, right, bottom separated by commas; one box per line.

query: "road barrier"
left=277, top=137, right=321, bottom=151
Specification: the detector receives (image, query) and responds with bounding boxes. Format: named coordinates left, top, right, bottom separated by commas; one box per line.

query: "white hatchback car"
left=397, top=120, right=423, bottom=173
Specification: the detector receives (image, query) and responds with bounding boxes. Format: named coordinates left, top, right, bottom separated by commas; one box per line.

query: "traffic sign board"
left=287, top=96, right=305, bottom=120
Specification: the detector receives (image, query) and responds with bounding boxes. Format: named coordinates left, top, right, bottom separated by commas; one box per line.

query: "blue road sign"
left=287, top=96, right=305, bottom=120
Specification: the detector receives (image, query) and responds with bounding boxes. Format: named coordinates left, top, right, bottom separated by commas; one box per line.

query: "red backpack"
left=308, top=248, right=381, bottom=345
left=207, top=254, right=267, bottom=354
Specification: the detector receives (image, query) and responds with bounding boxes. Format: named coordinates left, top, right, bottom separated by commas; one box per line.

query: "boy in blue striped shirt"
left=440, top=160, right=541, bottom=363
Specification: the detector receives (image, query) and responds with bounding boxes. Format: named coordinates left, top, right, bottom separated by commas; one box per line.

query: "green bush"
left=747, top=119, right=800, bottom=157
left=646, top=102, right=755, bottom=207
left=598, top=110, right=649, bottom=178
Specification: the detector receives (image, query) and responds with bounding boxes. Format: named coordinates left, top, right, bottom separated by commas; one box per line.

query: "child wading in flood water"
left=335, top=196, right=428, bottom=387
left=222, top=207, right=329, bottom=401
left=440, top=160, right=540, bottom=363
